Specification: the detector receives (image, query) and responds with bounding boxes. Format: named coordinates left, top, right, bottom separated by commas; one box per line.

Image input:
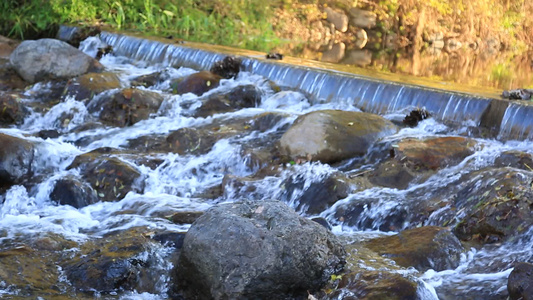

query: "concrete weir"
left=58, top=26, right=533, bottom=141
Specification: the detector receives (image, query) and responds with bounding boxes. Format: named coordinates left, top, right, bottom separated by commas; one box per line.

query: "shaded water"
left=1, top=30, right=533, bottom=299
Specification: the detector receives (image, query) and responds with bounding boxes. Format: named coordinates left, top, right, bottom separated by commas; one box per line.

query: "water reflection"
left=278, top=40, right=532, bottom=91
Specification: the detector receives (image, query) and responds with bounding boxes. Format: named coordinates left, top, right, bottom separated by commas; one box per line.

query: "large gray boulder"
left=279, top=110, right=398, bottom=164
left=175, top=200, right=346, bottom=299
left=0, top=133, right=34, bottom=186
left=9, top=38, right=103, bottom=83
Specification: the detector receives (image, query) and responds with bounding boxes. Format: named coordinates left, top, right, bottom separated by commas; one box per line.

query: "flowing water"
left=1, top=30, right=533, bottom=299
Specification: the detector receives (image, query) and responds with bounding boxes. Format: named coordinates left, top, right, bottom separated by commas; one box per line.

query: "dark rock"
left=37, top=129, right=60, bottom=139
left=169, top=211, right=204, bottom=224
left=210, top=56, right=241, bottom=79
left=131, top=71, right=164, bottom=88
left=175, top=200, right=346, bottom=299
left=9, top=38, right=104, bottom=83
left=0, top=62, right=28, bottom=91
left=0, top=92, right=28, bottom=125
left=494, top=150, right=533, bottom=170
left=311, top=217, right=332, bottom=230
left=365, top=226, right=464, bottom=272
left=333, top=199, right=410, bottom=231
left=392, top=136, right=477, bottom=171
left=502, top=89, right=533, bottom=100
left=508, top=262, right=533, bottom=300
left=165, top=127, right=216, bottom=155
left=453, top=168, right=533, bottom=243
left=170, top=71, right=222, bottom=96
left=63, top=227, right=165, bottom=294
left=403, top=108, right=431, bottom=127
left=266, top=53, right=283, bottom=60
left=50, top=176, right=98, bottom=208
left=88, top=88, right=164, bottom=127
left=194, top=84, right=262, bottom=117
left=369, top=159, right=416, bottom=189
left=96, top=45, right=113, bottom=60
left=281, top=172, right=351, bottom=215
left=0, top=133, right=34, bottom=187
left=152, top=231, right=187, bottom=249
left=279, top=110, right=398, bottom=164
left=57, top=26, right=101, bottom=48
left=63, top=72, right=121, bottom=102
left=67, top=149, right=144, bottom=202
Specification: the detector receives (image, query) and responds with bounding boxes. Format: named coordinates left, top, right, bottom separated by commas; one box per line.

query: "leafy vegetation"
left=0, top=0, right=282, bottom=51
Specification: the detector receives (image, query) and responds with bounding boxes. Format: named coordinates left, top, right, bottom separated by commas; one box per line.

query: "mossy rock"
left=63, top=72, right=121, bottom=102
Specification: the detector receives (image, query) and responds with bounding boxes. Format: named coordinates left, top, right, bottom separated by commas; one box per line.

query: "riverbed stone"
left=0, top=92, right=28, bottom=125
left=210, top=56, right=241, bottom=79
left=88, top=88, right=164, bottom=127
left=194, top=84, right=262, bottom=117
left=281, top=172, right=352, bottom=215
left=392, top=136, right=477, bottom=170
left=365, top=226, right=464, bottom=272
left=9, top=38, right=104, bottom=83
left=50, top=176, right=98, bottom=208
left=63, top=227, right=167, bottom=294
left=279, top=110, right=398, bottom=164
left=508, top=262, right=533, bottom=300
left=0, top=61, right=28, bottom=91
left=0, top=35, right=18, bottom=59
left=67, top=148, right=144, bottom=202
left=349, top=8, right=377, bottom=29
left=324, top=7, right=349, bottom=32
left=170, top=70, right=222, bottom=96
left=63, top=72, right=122, bottom=102
left=453, top=167, right=533, bottom=244
left=321, top=42, right=346, bottom=63
left=494, top=150, right=533, bottom=170
left=0, top=133, right=34, bottom=187
left=175, top=200, right=346, bottom=299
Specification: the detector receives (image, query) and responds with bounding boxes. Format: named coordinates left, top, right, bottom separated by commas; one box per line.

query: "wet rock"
left=67, top=149, right=144, bottom=202
left=170, top=71, right=222, bottom=96
left=321, top=42, right=346, bottom=63
left=365, top=226, right=463, bottom=272
left=88, top=88, right=164, bottom=127
left=63, top=72, right=121, bottom=102
left=0, top=240, right=74, bottom=297
left=166, top=127, right=212, bottom=155
left=320, top=243, right=422, bottom=300
left=175, top=200, right=346, bottom=299
left=63, top=227, right=167, bottom=294
left=0, top=62, right=28, bottom=91
left=0, top=133, right=34, bottom=187
left=333, top=198, right=411, bottom=231
left=131, top=71, right=164, bottom=88
left=0, top=92, right=28, bottom=125
left=9, top=38, right=104, bottom=84
left=508, top=262, right=533, bottom=300
left=494, top=150, right=533, bottom=170
left=369, top=159, right=416, bottom=189
left=279, top=110, right=398, bottom=164
left=453, top=168, right=533, bottom=243
left=349, top=8, right=377, bottom=29
left=210, top=56, right=241, bottom=79
left=281, top=172, right=352, bottom=215
left=324, top=7, right=349, bottom=33
left=249, top=111, right=288, bottom=132
left=57, top=26, right=101, bottom=48
left=502, top=88, right=533, bottom=100
left=266, top=52, right=283, bottom=60
left=194, top=84, right=262, bottom=117
left=50, top=176, right=98, bottom=208
left=392, top=136, right=477, bottom=171
left=169, top=211, right=204, bottom=225
left=403, top=108, right=431, bottom=127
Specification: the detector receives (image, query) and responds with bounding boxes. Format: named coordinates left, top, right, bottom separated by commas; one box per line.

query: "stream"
left=1, top=31, right=533, bottom=299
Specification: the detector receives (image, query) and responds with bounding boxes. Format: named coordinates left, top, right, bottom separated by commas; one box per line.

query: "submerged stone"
left=170, top=71, right=222, bottom=96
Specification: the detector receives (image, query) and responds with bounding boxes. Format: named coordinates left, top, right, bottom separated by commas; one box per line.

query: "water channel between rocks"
left=1, top=29, right=533, bottom=299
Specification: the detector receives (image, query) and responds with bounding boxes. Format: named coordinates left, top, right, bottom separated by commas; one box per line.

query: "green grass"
left=0, top=0, right=282, bottom=52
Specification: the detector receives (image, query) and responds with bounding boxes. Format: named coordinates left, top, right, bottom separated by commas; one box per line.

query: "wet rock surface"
left=0, top=133, right=34, bottom=187
left=365, top=226, right=464, bottom=272
left=9, top=38, right=103, bottom=83
left=88, top=88, right=164, bottom=127
left=0, top=92, right=28, bottom=125
left=175, top=200, right=346, bottom=299
left=67, top=148, right=144, bottom=202
left=279, top=110, right=398, bottom=164
left=50, top=176, right=98, bottom=208
left=508, top=262, right=533, bottom=300
left=63, top=72, right=122, bottom=102
left=170, top=70, right=222, bottom=96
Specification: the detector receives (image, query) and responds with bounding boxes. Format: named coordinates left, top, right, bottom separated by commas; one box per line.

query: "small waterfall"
left=99, top=31, right=500, bottom=129
left=498, top=102, right=533, bottom=140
